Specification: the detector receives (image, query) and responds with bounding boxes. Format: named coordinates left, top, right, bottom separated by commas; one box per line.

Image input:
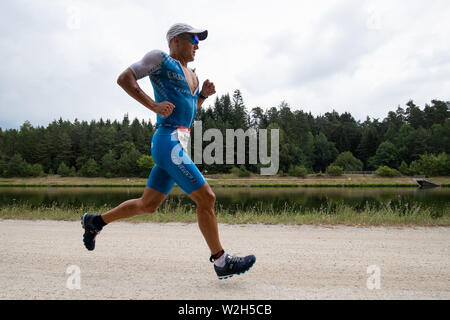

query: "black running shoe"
left=81, top=213, right=102, bottom=251
left=214, top=254, right=256, bottom=280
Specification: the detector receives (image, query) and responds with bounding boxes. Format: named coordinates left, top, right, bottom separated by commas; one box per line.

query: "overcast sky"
left=0, top=0, right=449, bottom=129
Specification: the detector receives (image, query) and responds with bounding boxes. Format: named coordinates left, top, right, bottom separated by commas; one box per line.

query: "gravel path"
left=0, top=219, right=449, bottom=300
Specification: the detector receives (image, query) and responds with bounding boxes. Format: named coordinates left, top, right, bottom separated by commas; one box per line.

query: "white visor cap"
left=166, top=23, right=208, bottom=46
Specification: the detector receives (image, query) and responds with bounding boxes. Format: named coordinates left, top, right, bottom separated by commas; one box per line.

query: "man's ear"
left=169, top=38, right=177, bottom=51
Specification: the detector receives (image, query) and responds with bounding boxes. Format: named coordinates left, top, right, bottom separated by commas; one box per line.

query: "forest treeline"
left=0, top=90, right=449, bottom=178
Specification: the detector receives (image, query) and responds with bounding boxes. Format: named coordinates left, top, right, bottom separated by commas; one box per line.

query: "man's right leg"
left=81, top=187, right=167, bottom=251
left=101, top=187, right=167, bottom=223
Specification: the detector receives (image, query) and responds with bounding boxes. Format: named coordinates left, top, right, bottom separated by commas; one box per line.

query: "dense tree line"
left=194, top=91, right=449, bottom=176
left=0, top=90, right=449, bottom=177
left=0, top=116, right=155, bottom=178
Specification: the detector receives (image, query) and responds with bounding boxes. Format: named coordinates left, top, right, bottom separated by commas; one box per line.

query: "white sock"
left=214, top=252, right=228, bottom=268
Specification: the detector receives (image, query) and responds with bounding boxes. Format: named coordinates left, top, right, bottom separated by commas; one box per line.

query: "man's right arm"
left=117, top=51, right=175, bottom=117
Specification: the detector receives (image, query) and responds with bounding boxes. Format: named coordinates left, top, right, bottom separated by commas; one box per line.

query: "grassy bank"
left=1, top=202, right=448, bottom=227
left=1, top=174, right=449, bottom=188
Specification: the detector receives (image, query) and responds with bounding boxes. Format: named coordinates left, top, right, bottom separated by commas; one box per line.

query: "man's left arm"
left=197, top=79, right=216, bottom=111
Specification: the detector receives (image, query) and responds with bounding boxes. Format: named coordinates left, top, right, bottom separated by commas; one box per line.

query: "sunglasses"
left=177, top=33, right=199, bottom=45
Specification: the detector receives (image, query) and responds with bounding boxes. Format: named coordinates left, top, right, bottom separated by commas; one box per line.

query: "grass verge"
left=1, top=202, right=448, bottom=227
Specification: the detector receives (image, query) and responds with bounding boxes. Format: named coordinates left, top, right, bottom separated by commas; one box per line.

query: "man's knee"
left=140, top=190, right=165, bottom=214
left=197, top=188, right=216, bottom=207
left=141, top=199, right=159, bottom=213
left=140, top=197, right=160, bottom=214
left=206, top=190, right=216, bottom=205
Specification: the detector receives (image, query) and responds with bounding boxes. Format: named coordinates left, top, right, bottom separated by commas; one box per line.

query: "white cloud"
left=236, top=0, right=450, bottom=119
left=0, top=0, right=449, bottom=129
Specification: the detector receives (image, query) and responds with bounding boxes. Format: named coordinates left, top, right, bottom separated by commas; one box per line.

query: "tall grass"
left=0, top=199, right=448, bottom=226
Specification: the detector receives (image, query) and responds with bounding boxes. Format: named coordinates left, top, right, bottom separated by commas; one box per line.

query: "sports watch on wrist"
left=199, top=91, right=208, bottom=100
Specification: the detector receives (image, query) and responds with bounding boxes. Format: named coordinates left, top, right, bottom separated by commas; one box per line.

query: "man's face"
left=173, top=33, right=199, bottom=62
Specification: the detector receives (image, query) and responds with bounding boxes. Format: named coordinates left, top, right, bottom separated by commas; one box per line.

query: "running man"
left=81, top=23, right=256, bottom=280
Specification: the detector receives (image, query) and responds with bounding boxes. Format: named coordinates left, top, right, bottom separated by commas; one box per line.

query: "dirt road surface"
left=0, top=219, right=448, bottom=300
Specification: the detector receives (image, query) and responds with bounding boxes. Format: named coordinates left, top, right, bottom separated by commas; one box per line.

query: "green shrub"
left=288, top=165, right=308, bottom=177
left=104, top=172, right=114, bottom=178
left=238, top=165, right=251, bottom=177
left=409, top=153, right=450, bottom=176
left=57, top=162, right=76, bottom=177
left=332, top=152, right=363, bottom=171
left=137, top=155, right=155, bottom=178
left=79, top=158, right=100, bottom=177
left=376, top=165, right=401, bottom=177
left=326, top=165, right=343, bottom=176
left=230, top=166, right=240, bottom=176
left=1, top=154, right=45, bottom=177
left=28, top=163, right=46, bottom=177
left=230, top=166, right=250, bottom=177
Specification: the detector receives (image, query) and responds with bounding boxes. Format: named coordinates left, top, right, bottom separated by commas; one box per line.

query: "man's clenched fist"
left=201, top=79, right=216, bottom=97
left=153, top=101, right=176, bottom=117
